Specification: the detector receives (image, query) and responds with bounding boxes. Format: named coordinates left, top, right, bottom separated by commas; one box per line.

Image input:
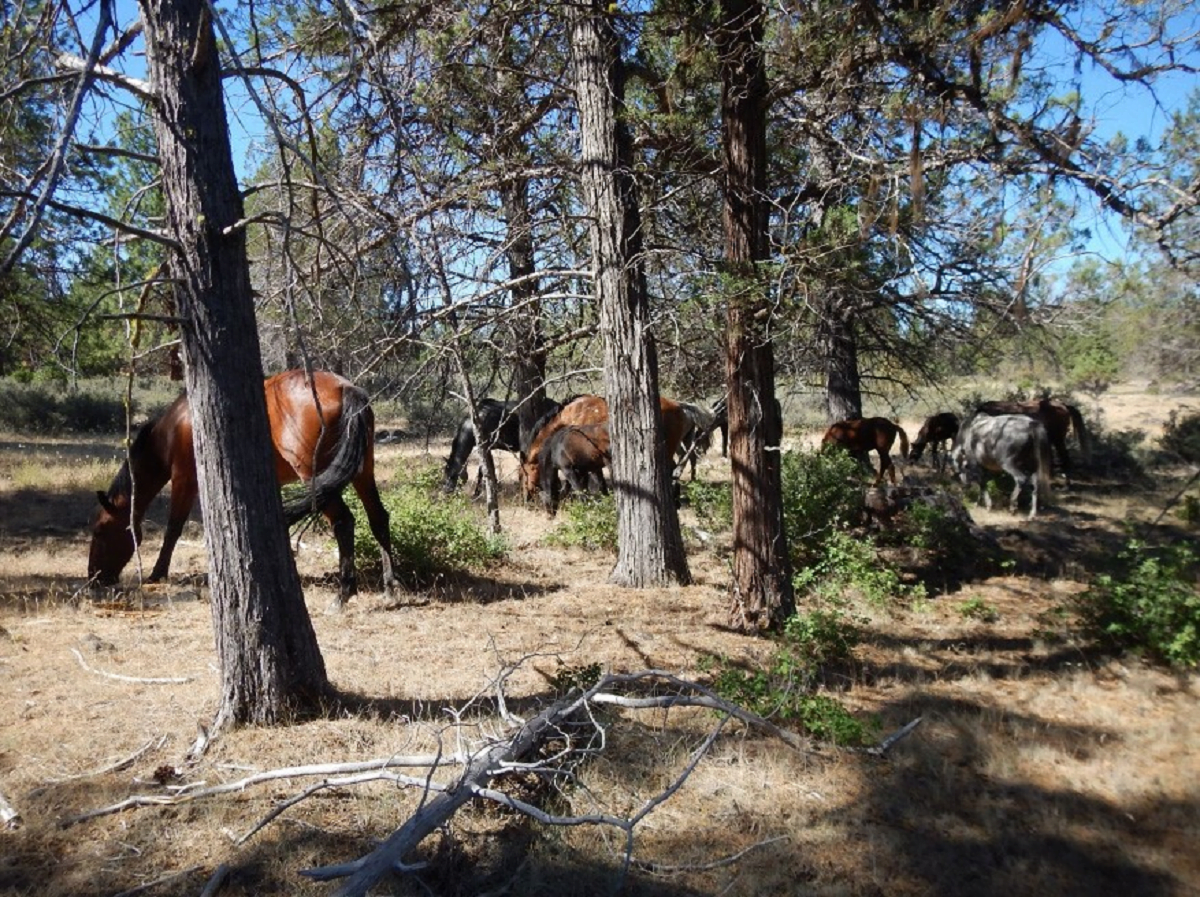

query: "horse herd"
left=86, top=369, right=1088, bottom=598
left=820, top=398, right=1089, bottom=519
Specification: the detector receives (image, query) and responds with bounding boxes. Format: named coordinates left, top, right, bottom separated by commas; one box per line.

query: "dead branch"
left=45, top=735, right=166, bottom=782
left=70, top=648, right=193, bottom=684
left=0, top=790, right=20, bottom=829
left=198, top=864, right=231, bottom=897
left=300, top=669, right=818, bottom=896
left=59, top=754, right=469, bottom=828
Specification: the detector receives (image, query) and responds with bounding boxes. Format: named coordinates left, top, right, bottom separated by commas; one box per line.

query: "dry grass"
left=1, top=386, right=1198, bottom=896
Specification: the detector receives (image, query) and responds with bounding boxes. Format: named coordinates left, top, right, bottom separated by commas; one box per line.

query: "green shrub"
left=959, top=597, right=999, bottom=623
left=1072, top=539, right=1200, bottom=668
left=783, top=606, right=864, bottom=666
left=780, top=448, right=865, bottom=566
left=1161, top=410, right=1200, bottom=464
left=0, top=379, right=128, bottom=433
left=680, top=479, right=733, bottom=533
left=545, top=493, right=618, bottom=553
left=794, top=529, right=915, bottom=605
left=344, top=477, right=506, bottom=584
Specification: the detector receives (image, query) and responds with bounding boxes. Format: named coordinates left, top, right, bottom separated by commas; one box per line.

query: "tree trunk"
left=138, top=0, right=329, bottom=728
left=719, top=0, right=794, bottom=631
left=500, top=174, right=550, bottom=442
left=569, top=0, right=690, bottom=587
left=821, top=295, right=863, bottom=423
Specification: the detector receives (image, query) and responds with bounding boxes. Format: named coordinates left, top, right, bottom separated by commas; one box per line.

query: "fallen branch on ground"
left=70, top=648, right=194, bottom=684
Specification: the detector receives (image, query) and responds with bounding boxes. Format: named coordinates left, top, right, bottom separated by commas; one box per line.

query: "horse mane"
left=105, top=411, right=169, bottom=501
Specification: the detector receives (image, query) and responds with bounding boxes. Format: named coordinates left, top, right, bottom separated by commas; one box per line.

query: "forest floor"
left=0, top=382, right=1197, bottom=896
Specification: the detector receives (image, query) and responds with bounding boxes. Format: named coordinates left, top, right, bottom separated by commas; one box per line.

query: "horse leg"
left=321, top=494, right=358, bottom=602
left=878, top=451, right=895, bottom=486
left=592, top=468, right=609, bottom=495
left=352, top=475, right=398, bottom=593
left=147, top=481, right=197, bottom=582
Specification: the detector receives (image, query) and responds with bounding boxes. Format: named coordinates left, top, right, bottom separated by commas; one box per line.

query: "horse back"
left=522, top=395, right=607, bottom=488
left=265, top=369, right=365, bottom=485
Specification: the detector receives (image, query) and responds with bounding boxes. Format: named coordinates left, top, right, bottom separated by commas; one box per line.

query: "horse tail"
left=442, top=417, right=475, bottom=491
left=1036, top=427, right=1053, bottom=501
left=896, top=424, right=909, bottom=461
left=283, top=386, right=372, bottom=525
left=1067, top=404, right=1091, bottom=459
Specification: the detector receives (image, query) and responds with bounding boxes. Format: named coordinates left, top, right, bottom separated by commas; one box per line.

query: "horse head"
left=88, top=491, right=139, bottom=586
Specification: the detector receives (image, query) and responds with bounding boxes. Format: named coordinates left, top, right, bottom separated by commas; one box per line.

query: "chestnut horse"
left=88, top=370, right=397, bottom=601
left=977, top=398, right=1089, bottom=478
left=520, top=395, right=688, bottom=499
left=908, top=412, right=960, bottom=471
left=822, top=416, right=910, bottom=486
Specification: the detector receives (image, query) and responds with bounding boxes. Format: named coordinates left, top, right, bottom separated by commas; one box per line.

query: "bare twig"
left=70, top=648, right=193, bottom=684
left=46, top=735, right=166, bottom=783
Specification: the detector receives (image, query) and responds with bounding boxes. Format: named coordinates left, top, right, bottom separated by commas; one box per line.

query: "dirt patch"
left=0, top=398, right=1197, bottom=897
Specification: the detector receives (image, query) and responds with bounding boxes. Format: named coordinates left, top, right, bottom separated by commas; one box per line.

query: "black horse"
left=442, top=399, right=522, bottom=494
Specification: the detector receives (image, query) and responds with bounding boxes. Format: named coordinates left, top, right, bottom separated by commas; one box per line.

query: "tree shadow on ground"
left=816, top=689, right=1194, bottom=897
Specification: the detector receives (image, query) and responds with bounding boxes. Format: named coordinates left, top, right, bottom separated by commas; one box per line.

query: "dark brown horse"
left=538, top=423, right=611, bottom=515
left=520, top=395, right=688, bottom=499
left=977, top=398, right=1089, bottom=477
left=88, top=370, right=397, bottom=601
left=822, top=416, right=910, bottom=486
left=908, top=412, right=960, bottom=471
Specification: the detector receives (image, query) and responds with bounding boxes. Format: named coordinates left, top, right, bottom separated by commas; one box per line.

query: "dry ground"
left=0, top=383, right=1198, bottom=896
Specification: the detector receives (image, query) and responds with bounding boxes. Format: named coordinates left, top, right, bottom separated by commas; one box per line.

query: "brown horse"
left=908, top=412, right=960, bottom=471
left=538, top=423, right=611, bottom=515
left=520, top=395, right=688, bottom=498
left=88, top=370, right=397, bottom=601
left=977, top=398, right=1089, bottom=477
left=822, top=416, right=910, bottom=486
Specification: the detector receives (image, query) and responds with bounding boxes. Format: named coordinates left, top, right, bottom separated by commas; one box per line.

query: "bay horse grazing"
left=822, top=417, right=910, bottom=486
left=977, top=398, right=1089, bottom=478
left=539, top=423, right=611, bottom=515
left=88, top=370, right=398, bottom=601
left=909, top=412, right=960, bottom=471
left=520, top=395, right=689, bottom=499
left=442, top=398, right=522, bottom=494
left=952, top=412, right=1052, bottom=518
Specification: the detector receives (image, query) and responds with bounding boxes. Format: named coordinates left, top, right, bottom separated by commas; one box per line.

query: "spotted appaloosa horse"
left=952, top=412, right=1053, bottom=518
left=88, top=370, right=397, bottom=601
left=908, top=412, right=960, bottom=471
left=977, top=398, right=1089, bottom=479
left=822, top=416, right=910, bottom=486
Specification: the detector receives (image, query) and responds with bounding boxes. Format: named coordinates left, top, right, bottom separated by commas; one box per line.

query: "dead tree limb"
left=300, top=669, right=815, bottom=896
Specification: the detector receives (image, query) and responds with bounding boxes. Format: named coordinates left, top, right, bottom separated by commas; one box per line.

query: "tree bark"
left=500, top=173, right=551, bottom=441
left=719, top=0, right=794, bottom=631
left=569, top=0, right=690, bottom=587
left=820, top=294, right=863, bottom=423
left=138, top=0, right=329, bottom=727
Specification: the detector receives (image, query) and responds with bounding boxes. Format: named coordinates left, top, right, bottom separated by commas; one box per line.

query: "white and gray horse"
left=952, top=413, right=1053, bottom=518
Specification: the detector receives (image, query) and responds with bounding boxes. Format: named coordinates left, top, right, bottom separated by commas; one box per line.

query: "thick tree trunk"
left=821, top=296, right=863, bottom=423
left=719, top=0, right=794, bottom=631
left=569, top=0, right=689, bottom=587
left=138, top=0, right=329, bottom=727
left=500, top=174, right=550, bottom=442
